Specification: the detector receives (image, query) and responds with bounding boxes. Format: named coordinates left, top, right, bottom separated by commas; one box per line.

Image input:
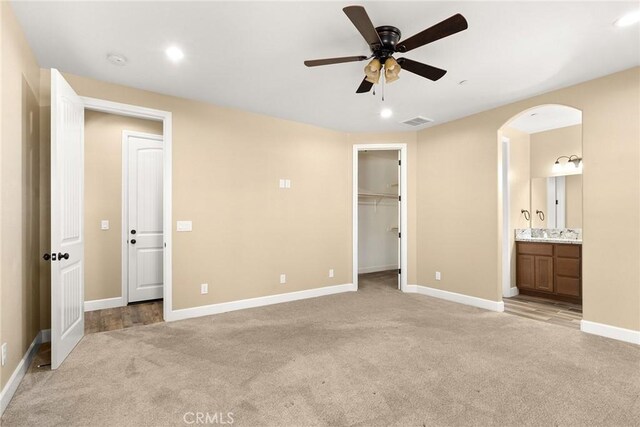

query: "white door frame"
left=121, top=130, right=164, bottom=304
left=500, top=136, right=514, bottom=298
left=82, top=97, right=172, bottom=321
left=352, top=143, right=408, bottom=292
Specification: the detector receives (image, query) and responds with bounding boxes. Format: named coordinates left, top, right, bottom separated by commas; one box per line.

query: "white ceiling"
left=11, top=1, right=640, bottom=132
left=508, top=104, right=582, bottom=134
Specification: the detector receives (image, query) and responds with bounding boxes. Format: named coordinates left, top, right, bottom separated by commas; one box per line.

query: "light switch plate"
left=280, top=274, right=286, bottom=284
left=101, top=220, right=110, bottom=230
left=200, top=283, right=208, bottom=295
left=279, top=179, right=285, bottom=188
left=329, top=269, right=334, bottom=278
left=435, top=271, right=441, bottom=281
left=177, top=221, right=193, bottom=232
left=285, top=179, right=291, bottom=189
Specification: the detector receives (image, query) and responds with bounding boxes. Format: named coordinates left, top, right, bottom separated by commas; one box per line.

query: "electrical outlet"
left=435, top=271, right=442, bottom=281
left=101, top=220, right=110, bottom=230
left=1, top=343, right=7, bottom=366
left=329, top=269, right=334, bottom=278
left=200, top=283, right=208, bottom=295
left=280, top=274, right=286, bottom=284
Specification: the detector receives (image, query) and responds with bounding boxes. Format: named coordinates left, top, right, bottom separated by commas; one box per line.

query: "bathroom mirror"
left=530, top=174, right=582, bottom=229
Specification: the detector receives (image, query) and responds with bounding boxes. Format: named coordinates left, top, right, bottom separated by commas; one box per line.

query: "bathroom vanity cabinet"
left=516, top=241, right=581, bottom=304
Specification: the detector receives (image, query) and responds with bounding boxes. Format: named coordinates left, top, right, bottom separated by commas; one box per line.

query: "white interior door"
left=127, top=133, right=164, bottom=302
left=397, top=151, right=402, bottom=290
left=50, top=69, right=84, bottom=369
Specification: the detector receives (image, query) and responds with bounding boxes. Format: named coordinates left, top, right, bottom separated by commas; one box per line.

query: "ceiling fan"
left=304, top=6, right=468, bottom=93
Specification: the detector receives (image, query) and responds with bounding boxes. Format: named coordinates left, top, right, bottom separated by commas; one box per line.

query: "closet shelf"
left=358, top=192, right=397, bottom=199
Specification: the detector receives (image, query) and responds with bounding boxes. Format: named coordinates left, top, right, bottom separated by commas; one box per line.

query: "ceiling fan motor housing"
left=374, top=26, right=401, bottom=59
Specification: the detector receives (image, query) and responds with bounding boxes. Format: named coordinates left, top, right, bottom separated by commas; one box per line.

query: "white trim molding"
left=404, top=284, right=505, bottom=312
left=580, top=320, right=640, bottom=345
left=505, top=286, right=519, bottom=298
left=84, top=297, right=125, bottom=312
left=352, top=143, right=408, bottom=293
left=0, top=329, right=50, bottom=416
left=167, top=283, right=356, bottom=322
left=81, top=96, right=172, bottom=322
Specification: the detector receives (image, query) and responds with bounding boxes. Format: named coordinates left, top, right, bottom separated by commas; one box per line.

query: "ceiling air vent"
left=401, top=116, right=433, bottom=127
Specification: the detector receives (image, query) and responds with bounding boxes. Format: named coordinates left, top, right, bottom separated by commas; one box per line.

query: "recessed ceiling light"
left=165, top=46, right=184, bottom=62
left=614, top=10, right=640, bottom=27
left=107, top=53, right=127, bottom=66
left=380, top=108, right=393, bottom=118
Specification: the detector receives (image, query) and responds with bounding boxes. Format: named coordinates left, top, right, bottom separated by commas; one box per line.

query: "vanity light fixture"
left=553, top=155, right=582, bottom=172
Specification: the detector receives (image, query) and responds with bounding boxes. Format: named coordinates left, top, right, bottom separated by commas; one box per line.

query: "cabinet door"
left=517, top=255, right=535, bottom=289
left=534, top=256, right=554, bottom=292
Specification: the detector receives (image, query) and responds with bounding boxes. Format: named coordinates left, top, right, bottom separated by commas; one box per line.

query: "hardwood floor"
left=84, top=300, right=163, bottom=334
left=504, top=293, right=582, bottom=330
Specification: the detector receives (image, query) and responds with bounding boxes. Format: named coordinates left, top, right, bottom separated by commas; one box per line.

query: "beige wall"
left=501, top=126, right=530, bottom=287
left=39, top=70, right=352, bottom=310
left=417, top=67, right=640, bottom=331
left=84, top=111, right=162, bottom=301
left=566, top=174, right=582, bottom=228
left=530, top=125, right=582, bottom=178
left=0, top=2, right=42, bottom=389
left=530, top=177, right=548, bottom=228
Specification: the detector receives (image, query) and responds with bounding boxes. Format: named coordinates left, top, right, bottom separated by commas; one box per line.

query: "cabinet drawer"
left=517, top=242, right=553, bottom=256
left=555, top=244, right=581, bottom=258
left=556, top=277, right=581, bottom=297
left=556, top=258, right=580, bottom=278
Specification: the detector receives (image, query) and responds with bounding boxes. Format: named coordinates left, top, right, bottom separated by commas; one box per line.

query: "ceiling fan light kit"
left=304, top=5, right=468, bottom=95
left=364, top=58, right=381, bottom=84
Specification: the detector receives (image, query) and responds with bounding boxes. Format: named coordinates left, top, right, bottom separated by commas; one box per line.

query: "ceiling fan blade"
left=396, top=58, right=447, bottom=81
left=356, top=78, right=374, bottom=93
left=304, top=55, right=368, bottom=67
left=396, top=14, right=468, bottom=53
left=343, top=6, right=382, bottom=47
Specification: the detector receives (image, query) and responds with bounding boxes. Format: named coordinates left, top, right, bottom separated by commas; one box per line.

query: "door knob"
left=131, top=239, right=137, bottom=244
left=131, top=229, right=136, bottom=235
left=58, top=252, right=70, bottom=260
left=43, top=253, right=51, bottom=261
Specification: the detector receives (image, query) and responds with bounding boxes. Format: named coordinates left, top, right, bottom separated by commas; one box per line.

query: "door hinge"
left=556, top=200, right=559, bottom=205
left=398, top=195, right=401, bottom=202
left=398, top=160, right=401, bottom=166
left=398, top=232, right=401, bottom=238
left=398, top=269, right=401, bottom=275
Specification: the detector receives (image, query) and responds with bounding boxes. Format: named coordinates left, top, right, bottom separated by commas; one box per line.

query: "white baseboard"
left=358, top=264, right=398, bottom=274
left=167, top=283, right=356, bottom=322
left=580, top=320, right=640, bottom=345
left=504, top=287, right=519, bottom=298
left=0, top=329, right=49, bottom=416
left=84, top=296, right=125, bottom=312
left=404, top=284, right=504, bottom=312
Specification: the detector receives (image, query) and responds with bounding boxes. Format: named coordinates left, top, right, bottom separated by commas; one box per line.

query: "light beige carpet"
left=3, top=272, right=639, bottom=426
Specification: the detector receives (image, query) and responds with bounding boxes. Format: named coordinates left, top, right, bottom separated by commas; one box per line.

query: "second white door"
left=126, top=132, right=164, bottom=302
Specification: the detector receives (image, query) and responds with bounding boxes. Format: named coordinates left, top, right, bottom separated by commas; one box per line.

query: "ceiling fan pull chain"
left=372, top=85, right=376, bottom=96
left=382, top=76, right=385, bottom=101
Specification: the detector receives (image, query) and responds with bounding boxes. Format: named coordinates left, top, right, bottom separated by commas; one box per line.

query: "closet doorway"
left=352, top=144, right=408, bottom=291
